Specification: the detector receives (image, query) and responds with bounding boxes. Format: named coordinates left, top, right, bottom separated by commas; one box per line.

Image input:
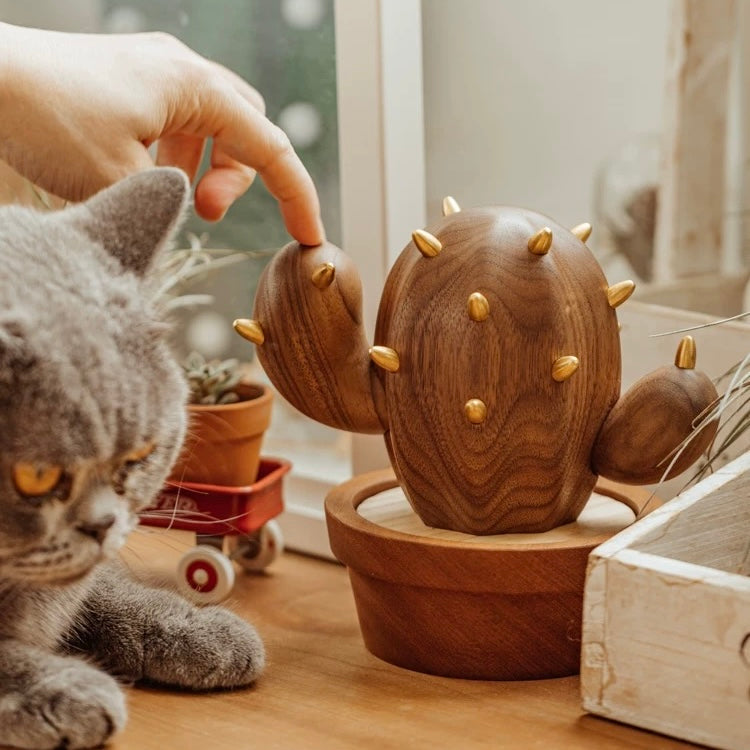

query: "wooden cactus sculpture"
left=236, top=200, right=718, bottom=535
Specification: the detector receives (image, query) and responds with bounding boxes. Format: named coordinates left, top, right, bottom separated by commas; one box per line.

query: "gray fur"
left=0, top=169, right=264, bottom=750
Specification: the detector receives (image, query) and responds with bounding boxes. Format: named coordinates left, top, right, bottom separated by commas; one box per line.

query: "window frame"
left=277, top=0, right=426, bottom=558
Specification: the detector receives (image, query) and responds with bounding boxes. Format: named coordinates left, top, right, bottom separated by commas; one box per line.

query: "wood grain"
left=582, top=450, right=750, bottom=750
left=249, top=215, right=717, bottom=538
left=356, top=486, right=638, bottom=544
left=325, top=469, right=655, bottom=680
left=74, top=528, right=699, bottom=750
left=652, top=0, right=735, bottom=281
left=374, top=207, right=621, bottom=534
left=251, top=241, right=385, bottom=433
left=592, top=364, right=719, bottom=484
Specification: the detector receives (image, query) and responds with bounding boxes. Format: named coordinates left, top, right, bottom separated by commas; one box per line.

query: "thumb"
left=193, top=147, right=256, bottom=222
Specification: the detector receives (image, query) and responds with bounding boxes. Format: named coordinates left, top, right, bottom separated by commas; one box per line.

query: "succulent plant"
left=235, top=198, right=719, bottom=535
left=181, top=351, right=243, bottom=405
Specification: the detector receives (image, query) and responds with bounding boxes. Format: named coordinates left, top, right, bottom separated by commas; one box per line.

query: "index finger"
left=198, top=85, right=325, bottom=246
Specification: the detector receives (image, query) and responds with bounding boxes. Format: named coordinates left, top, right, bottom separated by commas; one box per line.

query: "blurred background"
left=0, top=0, right=341, bottom=361
left=4, top=0, right=747, bottom=346
left=1, top=1, right=748, bottom=551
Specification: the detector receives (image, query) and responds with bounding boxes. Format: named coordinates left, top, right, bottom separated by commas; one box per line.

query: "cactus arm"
left=592, top=342, right=718, bottom=484
left=247, top=241, right=386, bottom=434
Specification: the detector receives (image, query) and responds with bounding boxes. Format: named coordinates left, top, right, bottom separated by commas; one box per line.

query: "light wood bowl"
left=325, top=470, right=655, bottom=680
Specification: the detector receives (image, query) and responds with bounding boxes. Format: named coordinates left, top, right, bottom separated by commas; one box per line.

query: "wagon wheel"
left=177, top=545, right=235, bottom=604
left=231, top=521, right=284, bottom=572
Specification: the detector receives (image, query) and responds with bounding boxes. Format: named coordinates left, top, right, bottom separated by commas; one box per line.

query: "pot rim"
left=186, top=381, right=273, bottom=412
left=326, top=469, right=651, bottom=554
left=324, top=469, right=654, bottom=593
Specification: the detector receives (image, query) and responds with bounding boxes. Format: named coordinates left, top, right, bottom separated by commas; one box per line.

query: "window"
left=0, top=0, right=426, bottom=557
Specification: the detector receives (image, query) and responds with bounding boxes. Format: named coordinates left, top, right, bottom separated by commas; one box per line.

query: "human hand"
left=0, top=23, right=324, bottom=245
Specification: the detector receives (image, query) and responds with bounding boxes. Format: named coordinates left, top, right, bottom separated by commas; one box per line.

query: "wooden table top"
left=106, top=530, right=694, bottom=749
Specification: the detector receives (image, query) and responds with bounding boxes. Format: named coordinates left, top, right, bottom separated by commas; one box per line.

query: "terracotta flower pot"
left=170, top=382, right=273, bottom=487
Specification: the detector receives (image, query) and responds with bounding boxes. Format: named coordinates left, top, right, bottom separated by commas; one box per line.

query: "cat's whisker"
left=160, top=481, right=212, bottom=496
left=162, top=479, right=188, bottom=489
left=162, top=463, right=190, bottom=532
left=139, top=508, right=210, bottom=517
left=124, top=533, right=188, bottom=560
left=118, top=544, right=146, bottom=568
left=138, top=510, right=253, bottom=526
left=129, top=527, right=196, bottom=554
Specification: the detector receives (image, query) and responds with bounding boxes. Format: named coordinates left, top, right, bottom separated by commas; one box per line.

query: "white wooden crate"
left=581, top=450, right=750, bottom=749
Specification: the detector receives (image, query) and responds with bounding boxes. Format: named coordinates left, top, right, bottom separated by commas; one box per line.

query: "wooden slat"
left=653, top=0, right=737, bottom=281
left=582, top=450, right=750, bottom=750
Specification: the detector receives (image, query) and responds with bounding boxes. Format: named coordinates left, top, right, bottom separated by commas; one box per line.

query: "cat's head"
left=0, top=168, right=190, bottom=585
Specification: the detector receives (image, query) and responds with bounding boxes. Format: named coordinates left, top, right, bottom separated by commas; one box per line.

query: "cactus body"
left=240, top=203, right=718, bottom=536
left=375, top=207, right=620, bottom=533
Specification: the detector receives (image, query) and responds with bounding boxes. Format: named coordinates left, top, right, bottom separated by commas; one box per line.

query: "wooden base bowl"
left=325, top=470, right=655, bottom=681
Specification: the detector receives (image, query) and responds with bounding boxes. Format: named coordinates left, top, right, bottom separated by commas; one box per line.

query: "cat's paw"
left=144, top=605, right=265, bottom=690
left=1, top=662, right=126, bottom=750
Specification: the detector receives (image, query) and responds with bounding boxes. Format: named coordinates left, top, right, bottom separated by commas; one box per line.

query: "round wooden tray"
left=325, top=470, right=655, bottom=680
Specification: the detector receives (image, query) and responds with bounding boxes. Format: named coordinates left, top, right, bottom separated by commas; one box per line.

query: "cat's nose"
left=76, top=514, right=116, bottom=544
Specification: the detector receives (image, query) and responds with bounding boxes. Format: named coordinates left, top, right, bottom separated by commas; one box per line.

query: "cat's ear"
left=73, top=168, right=190, bottom=276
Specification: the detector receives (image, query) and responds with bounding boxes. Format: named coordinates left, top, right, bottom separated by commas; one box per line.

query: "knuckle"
left=184, top=59, right=216, bottom=92
left=267, top=125, right=293, bottom=162
left=252, top=89, right=266, bottom=115
left=146, top=31, right=184, bottom=50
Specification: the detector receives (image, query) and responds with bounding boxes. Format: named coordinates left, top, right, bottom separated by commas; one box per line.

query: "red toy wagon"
left=140, top=457, right=290, bottom=603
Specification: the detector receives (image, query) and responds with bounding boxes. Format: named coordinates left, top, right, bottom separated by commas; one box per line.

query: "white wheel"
left=177, top=545, right=235, bottom=604
left=233, top=521, right=284, bottom=572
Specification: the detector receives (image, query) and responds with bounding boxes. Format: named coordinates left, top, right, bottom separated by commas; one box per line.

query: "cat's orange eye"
left=124, top=442, right=155, bottom=464
left=12, top=463, right=63, bottom=497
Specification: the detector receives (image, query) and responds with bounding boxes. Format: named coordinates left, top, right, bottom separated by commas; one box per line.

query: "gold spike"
left=442, top=196, right=461, bottom=216
left=552, top=355, right=579, bottom=382
left=311, top=262, right=335, bottom=289
left=233, top=318, right=264, bottom=345
left=465, top=398, right=487, bottom=424
left=571, top=222, right=592, bottom=243
left=412, top=229, right=442, bottom=258
left=369, top=346, right=400, bottom=373
left=607, top=280, right=636, bottom=308
left=674, top=335, right=696, bottom=369
left=467, top=292, right=490, bottom=321
left=528, top=227, right=553, bottom=255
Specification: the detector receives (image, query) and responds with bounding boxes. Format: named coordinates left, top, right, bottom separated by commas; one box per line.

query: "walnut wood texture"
left=592, top=365, right=718, bottom=484
left=252, top=241, right=385, bottom=433
left=248, top=209, right=716, bottom=538
left=374, top=207, right=621, bottom=534
left=325, top=469, right=655, bottom=681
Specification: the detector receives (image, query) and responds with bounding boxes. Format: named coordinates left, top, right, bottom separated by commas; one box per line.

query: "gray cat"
left=0, top=168, right=264, bottom=750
